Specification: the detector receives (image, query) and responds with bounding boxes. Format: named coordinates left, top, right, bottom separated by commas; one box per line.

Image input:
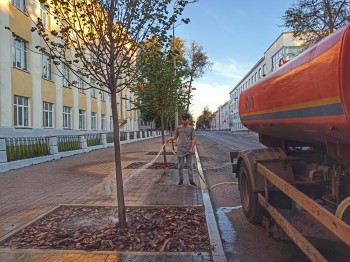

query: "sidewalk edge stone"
left=195, top=146, right=227, bottom=262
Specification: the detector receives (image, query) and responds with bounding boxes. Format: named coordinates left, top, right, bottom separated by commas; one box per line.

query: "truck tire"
left=239, top=161, right=263, bottom=223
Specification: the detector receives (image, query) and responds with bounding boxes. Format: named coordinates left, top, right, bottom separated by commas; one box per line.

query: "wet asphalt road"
left=195, top=131, right=309, bottom=262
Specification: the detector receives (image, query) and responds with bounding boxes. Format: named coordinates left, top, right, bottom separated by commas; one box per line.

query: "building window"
left=91, top=112, right=97, bottom=130
left=12, top=0, right=25, bottom=12
left=258, top=68, right=262, bottom=79
left=262, top=64, right=267, bottom=76
left=63, top=63, right=69, bottom=87
left=100, top=89, right=106, bottom=101
left=40, top=4, right=49, bottom=29
left=14, top=95, right=30, bottom=127
left=79, top=109, right=86, bottom=130
left=101, top=114, right=106, bottom=130
left=78, top=77, right=85, bottom=93
left=12, top=36, right=27, bottom=70
left=284, top=46, right=302, bottom=60
left=90, top=79, right=97, bottom=98
left=43, top=102, right=54, bottom=128
left=63, top=106, right=72, bottom=129
left=272, top=48, right=284, bottom=71
left=42, top=52, right=52, bottom=80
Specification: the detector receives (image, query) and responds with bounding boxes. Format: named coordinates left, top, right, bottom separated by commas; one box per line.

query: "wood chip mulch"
left=145, top=152, right=195, bottom=156
left=146, top=152, right=174, bottom=155
left=0, top=206, right=211, bottom=252
left=124, top=162, right=194, bottom=169
left=125, top=162, right=178, bottom=169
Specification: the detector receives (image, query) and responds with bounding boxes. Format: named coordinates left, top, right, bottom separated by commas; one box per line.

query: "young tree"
left=183, top=41, right=212, bottom=112
left=282, top=0, right=350, bottom=47
left=131, top=40, right=186, bottom=163
left=196, top=106, right=213, bottom=130
left=31, top=0, right=192, bottom=228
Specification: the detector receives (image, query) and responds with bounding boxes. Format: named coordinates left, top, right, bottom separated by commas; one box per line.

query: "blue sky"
left=175, top=0, right=295, bottom=120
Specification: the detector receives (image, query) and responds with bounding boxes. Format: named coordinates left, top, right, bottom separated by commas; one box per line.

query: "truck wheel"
left=239, top=162, right=263, bottom=223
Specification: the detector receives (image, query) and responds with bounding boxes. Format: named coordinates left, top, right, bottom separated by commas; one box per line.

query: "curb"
left=195, top=146, right=227, bottom=262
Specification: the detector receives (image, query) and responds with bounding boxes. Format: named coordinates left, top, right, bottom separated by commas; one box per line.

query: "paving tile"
left=0, top=251, right=23, bottom=262
left=0, top=137, right=212, bottom=262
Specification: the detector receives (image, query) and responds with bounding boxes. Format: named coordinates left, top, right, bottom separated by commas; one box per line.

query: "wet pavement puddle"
left=216, top=206, right=242, bottom=256
left=203, top=161, right=232, bottom=171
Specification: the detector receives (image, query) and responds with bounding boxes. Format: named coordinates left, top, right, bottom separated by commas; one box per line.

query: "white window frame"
left=79, top=109, right=86, bottom=130
left=11, top=0, right=26, bottom=13
left=272, top=48, right=284, bottom=71
left=90, top=79, right=97, bottom=98
left=258, top=68, right=262, bottom=79
left=78, top=77, right=85, bottom=93
left=12, top=36, right=27, bottom=70
left=43, top=101, right=54, bottom=128
left=14, top=95, right=30, bottom=127
left=91, top=112, right=97, bottom=130
left=62, top=63, right=70, bottom=87
left=40, top=4, right=49, bottom=29
left=63, top=106, right=72, bottom=129
left=101, top=114, right=106, bottom=130
left=100, top=88, right=106, bottom=101
left=42, top=52, right=52, bottom=80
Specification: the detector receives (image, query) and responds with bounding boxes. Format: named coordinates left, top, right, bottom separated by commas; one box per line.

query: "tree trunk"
left=111, top=90, right=127, bottom=228
left=167, top=117, right=173, bottom=134
left=186, top=76, right=194, bottom=112
left=160, top=115, right=167, bottom=164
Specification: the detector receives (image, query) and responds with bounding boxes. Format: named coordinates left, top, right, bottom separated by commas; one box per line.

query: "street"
left=196, top=131, right=309, bottom=262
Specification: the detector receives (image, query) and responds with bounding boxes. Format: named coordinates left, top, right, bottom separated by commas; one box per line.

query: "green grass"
left=87, top=138, right=101, bottom=147
left=58, top=141, right=80, bottom=152
left=6, top=144, right=50, bottom=162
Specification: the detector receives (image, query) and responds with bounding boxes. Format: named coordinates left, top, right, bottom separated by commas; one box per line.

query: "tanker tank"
left=239, top=23, right=350, bottom=166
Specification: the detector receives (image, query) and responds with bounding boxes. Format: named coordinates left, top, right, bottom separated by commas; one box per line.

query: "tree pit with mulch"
left=125, top=162, right=194, bottom=169
left=145, top=152, right=194, bottom=156
left=146, top=152, right=174, bottom=155
left=0, top=205, right=211, bottom=253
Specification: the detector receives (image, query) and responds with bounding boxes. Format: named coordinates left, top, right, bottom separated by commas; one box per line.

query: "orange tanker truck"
left=231, top=23, right=350, bottom=261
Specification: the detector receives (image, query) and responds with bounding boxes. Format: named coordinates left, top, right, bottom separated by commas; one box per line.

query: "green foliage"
left=282, top=0, right=350, bottom=47
left=7, top=144, right=50, bottom=162
left=86, top=137, right=101, bottom=147
left=34, top=0, right=193, bottom=97
left=183, top=41, right=213, bottom=112
left=196, top=106, right=214, bottom=130
left=120, top=132, right=127, bottom=141
left=131, top=39, right=185, bottom=121
left=106, top=134, right=114, bottom=143
left=58, top=141, right=80, bottom=152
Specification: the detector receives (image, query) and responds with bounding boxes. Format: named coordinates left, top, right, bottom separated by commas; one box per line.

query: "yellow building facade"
left=0, top=0, right=138, bottom=137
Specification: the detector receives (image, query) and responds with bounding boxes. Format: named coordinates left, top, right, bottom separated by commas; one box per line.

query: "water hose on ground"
left=166, top=141, right=210, bottom=188
left=209, top=182, right=238, bottom=191
left=166, top=142, right=238, bottom=191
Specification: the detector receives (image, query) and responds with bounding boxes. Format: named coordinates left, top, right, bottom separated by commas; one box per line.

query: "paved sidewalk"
left=0, top=137, right=217, bottom=261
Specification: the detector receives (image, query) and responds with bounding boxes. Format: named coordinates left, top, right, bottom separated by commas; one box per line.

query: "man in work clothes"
left=167, top=113, right=197, bottom=187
